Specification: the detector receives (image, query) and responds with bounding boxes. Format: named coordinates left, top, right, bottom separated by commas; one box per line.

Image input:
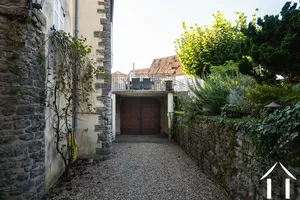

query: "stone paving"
left=44, top=135, right=230, bottom=200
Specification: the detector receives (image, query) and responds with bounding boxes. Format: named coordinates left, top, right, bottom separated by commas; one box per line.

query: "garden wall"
left=174, top=115, right=300, bottom=200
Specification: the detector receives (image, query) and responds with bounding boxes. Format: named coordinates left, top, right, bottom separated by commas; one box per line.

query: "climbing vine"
left=240, top=102, right=300, bottom=167
left=44, top=29, right=105, bottom=178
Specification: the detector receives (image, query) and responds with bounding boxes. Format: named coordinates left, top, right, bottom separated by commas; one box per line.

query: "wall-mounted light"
left=264, top=102, right=282, bottom=109
left=264, top=102, right=282, bottom=114
left=28, top=0, right=45, bottom=10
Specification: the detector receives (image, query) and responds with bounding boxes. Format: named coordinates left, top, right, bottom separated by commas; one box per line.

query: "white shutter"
left=59, top=6, right=64, bottom=30
left=53, top=0, right=64, bottom=30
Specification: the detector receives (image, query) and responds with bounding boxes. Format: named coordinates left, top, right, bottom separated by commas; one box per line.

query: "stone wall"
left=0, top=1, right=46, bottom=199
left=94, top=0, right=113, bottom=157
left=174, top=115, right=300, bottom=200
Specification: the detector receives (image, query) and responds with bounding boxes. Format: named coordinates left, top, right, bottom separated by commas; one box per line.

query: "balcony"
left=111, top=74, right=189, bottom=93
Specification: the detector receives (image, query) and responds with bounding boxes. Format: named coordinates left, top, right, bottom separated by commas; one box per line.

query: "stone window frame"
left=53, top=0, right=65, bottom=30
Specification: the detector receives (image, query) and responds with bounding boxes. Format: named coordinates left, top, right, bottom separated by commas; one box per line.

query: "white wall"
left=76, top=0, right=108, bottom=158
left=42, top=0, right=74, bottom=191
left=76, top=114, right=102, bottom=158
left=161, top=96, right=168, bottom=134
left=167, top=93, right=174, bottom=140
left=175, top=75, right=189, bottom=91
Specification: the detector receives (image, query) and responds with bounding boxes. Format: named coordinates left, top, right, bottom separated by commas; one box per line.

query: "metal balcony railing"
left=111, top=74, right=189, bottom=92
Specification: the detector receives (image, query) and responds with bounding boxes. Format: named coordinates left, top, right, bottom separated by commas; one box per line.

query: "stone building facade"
left=0, top=0, right=113, bottom=199
left=0, top=1, right=47, bottom=199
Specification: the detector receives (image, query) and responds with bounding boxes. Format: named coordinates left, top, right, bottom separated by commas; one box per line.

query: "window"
left=53, top=0, right=64, bottom=30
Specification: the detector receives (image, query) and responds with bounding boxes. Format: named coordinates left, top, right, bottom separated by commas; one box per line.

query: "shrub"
left=210, top=61, right=240, bottom=78
left=221, top=103, right=249, bottom=118
left=188, top=74, right=231, bottom=115
left=281, top=83, right=300, bottom=104
left=244, top=84, right=291, bottom=107
left=184, top=69, right=256, bottom=116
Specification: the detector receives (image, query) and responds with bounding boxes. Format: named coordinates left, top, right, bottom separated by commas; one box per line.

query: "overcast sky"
left=112, top=0, right=296, bottom=74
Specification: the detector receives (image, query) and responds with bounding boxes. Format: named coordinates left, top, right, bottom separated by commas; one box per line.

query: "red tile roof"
left=129, top=68, right=150, bottom=75
left=126, top=56, right=185, bottom=76
left=112, top=71, right=127, bottom=76
left=148, top=56, right=184, bottom=75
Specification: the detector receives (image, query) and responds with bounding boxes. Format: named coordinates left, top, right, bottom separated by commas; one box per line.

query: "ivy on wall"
left=241, top=102, right=300, bottom=166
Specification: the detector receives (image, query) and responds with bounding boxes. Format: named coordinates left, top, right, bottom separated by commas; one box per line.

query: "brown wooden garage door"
left=121, top=98, right=160, bottom=134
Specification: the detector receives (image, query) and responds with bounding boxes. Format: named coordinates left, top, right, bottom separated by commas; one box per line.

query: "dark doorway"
left=121, top=97, right=160, bottom=134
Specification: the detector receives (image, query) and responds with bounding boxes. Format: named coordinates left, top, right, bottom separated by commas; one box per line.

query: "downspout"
left=72, top=0, right=79, bottom=133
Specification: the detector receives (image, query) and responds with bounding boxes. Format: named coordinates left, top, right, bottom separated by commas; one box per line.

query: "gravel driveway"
left=44, top=135, right=230, bottom=200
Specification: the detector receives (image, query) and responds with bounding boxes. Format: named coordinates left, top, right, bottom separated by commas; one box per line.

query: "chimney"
left=133, top=63, right=135, bottom=75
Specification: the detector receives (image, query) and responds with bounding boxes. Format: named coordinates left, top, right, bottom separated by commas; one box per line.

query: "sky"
left=112, top=0, right=296, bottom=74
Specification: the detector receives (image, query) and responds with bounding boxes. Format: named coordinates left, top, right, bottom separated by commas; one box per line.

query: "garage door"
left=121, top=98, right=160, bottom=134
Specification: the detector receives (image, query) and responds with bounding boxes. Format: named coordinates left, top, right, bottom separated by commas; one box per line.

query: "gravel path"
left=44, top=136, right=230, bottom=200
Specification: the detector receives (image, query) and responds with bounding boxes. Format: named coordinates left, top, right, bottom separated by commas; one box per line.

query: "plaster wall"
left=41, top=0, right=75, bottom=191
left=77, top=0, right=113, bottom=158
left=76, top=0, right=105, bottom=158
left=161, top=96, right=168, bottom=134
left=76, top=114, right=102, bottom=158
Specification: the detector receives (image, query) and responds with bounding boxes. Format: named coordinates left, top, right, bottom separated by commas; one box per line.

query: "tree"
left=175, top=11, right=247, bottom=76
left=240, top=2, right=300, bottom=83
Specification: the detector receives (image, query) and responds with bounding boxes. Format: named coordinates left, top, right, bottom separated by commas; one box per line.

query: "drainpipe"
left=72, top=0, right=79, bottom=134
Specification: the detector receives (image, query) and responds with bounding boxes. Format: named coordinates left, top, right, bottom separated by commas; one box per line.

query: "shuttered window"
left=53, top=0, right=64, bottom=30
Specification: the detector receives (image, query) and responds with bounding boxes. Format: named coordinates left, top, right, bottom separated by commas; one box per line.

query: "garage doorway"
left=121, top=97, right=160, bottom=134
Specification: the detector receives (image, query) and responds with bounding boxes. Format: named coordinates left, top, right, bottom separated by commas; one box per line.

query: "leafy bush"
left=210, top=61, right=240, bottom=78
left=244, top=84, right=291, bottom=107
left=182, top=68, right=256, bottom=117
left=188, top=74, right=231, bottom=115
left=281, top=83, right=300, bottom=104
left=221, top=103, right=249, bottom=118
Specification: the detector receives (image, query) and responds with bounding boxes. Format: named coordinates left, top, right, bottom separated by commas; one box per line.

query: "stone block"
left=0, top=142, right=27, bottom=157
left=10, top=179, right=34, bottom=195
left=0, top=161, right=15, bottom=170
left=34, top=131, right=43, bottom=139
left=17, top=172, right=29, bottom=181
left=34, top=176, right=44, bottom=187
left=22, top=190, right=36, bottom=199
left=30, top=166, right=44, bottom=178
left=95, top=146, right=112, bottom=155
left=14, top=120, right=31, bottom=130
left=0, top=121, right=13, bottom=130
left=28, top=140, right=42, bottom=153
left=19, top=133, right=34, bottom=141
left=1, top=106, right=16, bottom=116
left=0, top=135, right=17, bottom=144
left=94, top=125, right=105, bottom=132
left=16, top=106, right=35, bottom=115
left=29, top=151, right=44, bottom=163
